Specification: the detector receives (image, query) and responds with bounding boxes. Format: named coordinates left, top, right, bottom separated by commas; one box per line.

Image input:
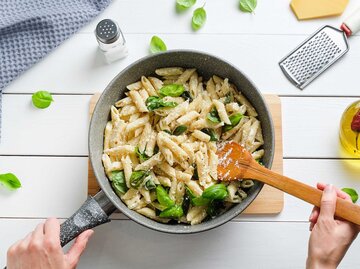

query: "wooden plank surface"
left=88, top=94, right=284, bottom=214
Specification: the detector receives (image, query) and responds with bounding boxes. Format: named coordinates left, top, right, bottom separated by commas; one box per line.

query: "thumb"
left=65, top=230, right=94, bottom=268
left=319, top=184, right=337, bottom=220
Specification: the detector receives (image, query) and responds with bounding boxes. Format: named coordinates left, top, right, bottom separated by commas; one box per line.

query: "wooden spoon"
left=217, top=141, right=360, bottom=225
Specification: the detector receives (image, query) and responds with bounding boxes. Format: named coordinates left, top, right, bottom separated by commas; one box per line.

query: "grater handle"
left=343, top=7, right=360, bottom=36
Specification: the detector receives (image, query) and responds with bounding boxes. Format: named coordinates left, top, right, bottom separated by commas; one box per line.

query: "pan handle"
left=60, top=190, right=116, bottom=247
left=343, top=7, right=360, bottom=36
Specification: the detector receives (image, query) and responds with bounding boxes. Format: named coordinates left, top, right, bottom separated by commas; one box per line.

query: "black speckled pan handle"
left=60, top=190, right=116, bottom=247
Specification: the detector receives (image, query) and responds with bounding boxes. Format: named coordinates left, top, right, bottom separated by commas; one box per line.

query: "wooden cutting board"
left=88, top=94, right=284, bottom=214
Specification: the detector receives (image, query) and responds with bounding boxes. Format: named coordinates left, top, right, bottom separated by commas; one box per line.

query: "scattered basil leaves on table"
left=159, top=84, right=185, bottom=97
left=149, top=36, right=167, bottom=54
left=173, top=125, right=187, bottom=135
left=0, top=173, right=21, bottom=190
left=192, top=7, right=207, bottom=31
left=32, top=91, right=54, bottom=109
left=176, top=0, right=196, bottom=9
left=342, top=188, right=359, bottom=203
left=239, top=0, right=257, bottom=13
left=223, top=113, right=243, bottom=132
left=146, top=96, right=178, bottom=111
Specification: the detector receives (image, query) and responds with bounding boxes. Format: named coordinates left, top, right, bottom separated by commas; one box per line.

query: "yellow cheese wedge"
left=290, top=0, right=349, bottom=20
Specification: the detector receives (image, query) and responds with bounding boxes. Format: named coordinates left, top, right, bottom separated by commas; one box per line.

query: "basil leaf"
left=176, top=0, right=196, bottom=9
left=135, top=146, right=149, bottom=162
left=207, top=107, right=221, bottom=123
left=341, top=188, right=359, bottom=203
left=182, top=192, right=191, bottom=215
left=207, top=200, right=224, bottom=218
left=145, top=179, right=156, bottom=191
left=146, top=96, right=178, bottom=111
left=202, top=184, right=228, bottom=200
left=239, top=0, right=257, bottom=13
left=173, top=125, right=187, bottom=136
left=156, top=185, right=175, bottom=208
left=185, top=186, right=196, bottom=200
left=159, top=205, right=184, bottom=218
left=201, top=128, right=218, bottom=142
left=192, top=196, right=211, bottom=206
left=110, top=170, right=128, bottom=195
left=149, top=36, right=167, bottom=54
left=159, top=84, right=185, bottom=97
left=223, top=113, right=243, bottom=132
left=224, top=92, right=234, bottom=104
left=130, top=170, right=150, bottom=188
left=181, top=91, right=193, bottom=102
left=192, top=7, right=206, bottom=31
left=0, top=173, right=21, bottom=190
left=32, top=91, right=53, bottom=109
left=163, top=130, right=172, bottom=135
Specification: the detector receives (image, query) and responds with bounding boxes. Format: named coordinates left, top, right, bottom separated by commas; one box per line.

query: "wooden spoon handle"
left=256, top=167, right=360, bottom=225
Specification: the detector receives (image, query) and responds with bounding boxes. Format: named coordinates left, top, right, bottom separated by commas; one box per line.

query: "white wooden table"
left=1, top=1, right=360, bottom=268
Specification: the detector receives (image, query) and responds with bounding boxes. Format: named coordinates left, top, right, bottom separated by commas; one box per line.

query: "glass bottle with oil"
left=339, top=100, right=360, bottom=157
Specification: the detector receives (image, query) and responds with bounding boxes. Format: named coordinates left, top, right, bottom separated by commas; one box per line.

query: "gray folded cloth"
left=0, top=0, right=112, bottom=141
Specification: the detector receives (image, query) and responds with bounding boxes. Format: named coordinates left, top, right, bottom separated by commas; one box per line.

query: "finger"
left=309, top=206, right=320, bottom=223
left=309, top=221, right=315, bottom=231
left=65, top=230, right=94, bottom=267
left=44, top=218, right=61, bottom=248
left=318, top=184, right=337, bottom=220
left=317, top=182, right=349, bottom=200
left=32, top=223, right=45, bottom=240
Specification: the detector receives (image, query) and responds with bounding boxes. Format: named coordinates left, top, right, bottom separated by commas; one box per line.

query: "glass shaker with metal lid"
left=95, top=19, right=128, bottom=63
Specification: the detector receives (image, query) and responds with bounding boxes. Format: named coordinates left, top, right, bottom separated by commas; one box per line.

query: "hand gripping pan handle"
left=343, top=7, right=360, bottom=36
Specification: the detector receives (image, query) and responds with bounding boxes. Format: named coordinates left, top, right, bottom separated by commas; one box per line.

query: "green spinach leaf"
left=32, top=91, right=53, bottom=109
left=0, top=173, right=21, bottom=190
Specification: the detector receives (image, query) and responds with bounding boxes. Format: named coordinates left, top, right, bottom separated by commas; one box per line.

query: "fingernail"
left=309, top=212, right=314, bottom=221
left=324, top=184, right=334, bottom=193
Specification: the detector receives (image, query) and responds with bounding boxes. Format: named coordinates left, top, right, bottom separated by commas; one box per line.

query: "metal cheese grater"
left=279, top=7, right=360, bottom=89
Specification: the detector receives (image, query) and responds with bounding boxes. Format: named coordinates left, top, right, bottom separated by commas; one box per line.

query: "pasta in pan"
left=102, top=67, right=264, bottom=225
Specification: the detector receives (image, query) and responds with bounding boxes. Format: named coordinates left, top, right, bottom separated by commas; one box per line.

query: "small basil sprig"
left=146, top=96, right=178, bottom=111
left=186, top=186, right=209, bottom=205
left=32, top=91, right=53, bottom=109
left=110, top=170, right=128, bottom=195
left=159, top=205, right=184, bottom=218
left=130, top=170, right=150, bottom=188
left=192, top=7, right=206, bottom=31
left=135, top=146, right=149, bottom=162
left=149, top=36, right=167, bottom=54
left=239, top=0, right=257, bottom=13
left=173, top=125, right=187, bottom=136
left=156, top=185, right=175, bottom=208
left=202, top=184, right=228, bottom=200
left=145, top=179, right=156, bottom=191
left=223, top=113, right=243, bottom=132
left=201, top=128, right=218, bottom=141
left=159, top=84, right=185, bottom=97
left=207, top=107, right=221, bottom=123
left=176, top=0, right=196, bottom=9
left=0, top=173, right=21, bottom=190
left=342, top=188, right=359, bottom=203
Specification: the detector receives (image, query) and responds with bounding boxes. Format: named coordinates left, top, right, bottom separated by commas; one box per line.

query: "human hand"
left=7, top=218, right=93, bottom=269
left=306, top=183, right=360, bottom=269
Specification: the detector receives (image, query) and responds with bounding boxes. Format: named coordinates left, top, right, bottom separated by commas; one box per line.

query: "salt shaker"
left=95, top=19, right=128, bottom=64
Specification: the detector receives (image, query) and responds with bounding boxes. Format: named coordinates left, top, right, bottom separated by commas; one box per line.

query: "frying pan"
left=59, top=50, right=275, bottom=246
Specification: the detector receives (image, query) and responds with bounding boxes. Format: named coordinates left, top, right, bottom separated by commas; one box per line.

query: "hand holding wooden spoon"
left=217, top=141, right=360, bottom=225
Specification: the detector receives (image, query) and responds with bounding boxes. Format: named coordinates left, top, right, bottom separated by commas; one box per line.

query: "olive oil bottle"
left=339, top=100, right=360, bottom=157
